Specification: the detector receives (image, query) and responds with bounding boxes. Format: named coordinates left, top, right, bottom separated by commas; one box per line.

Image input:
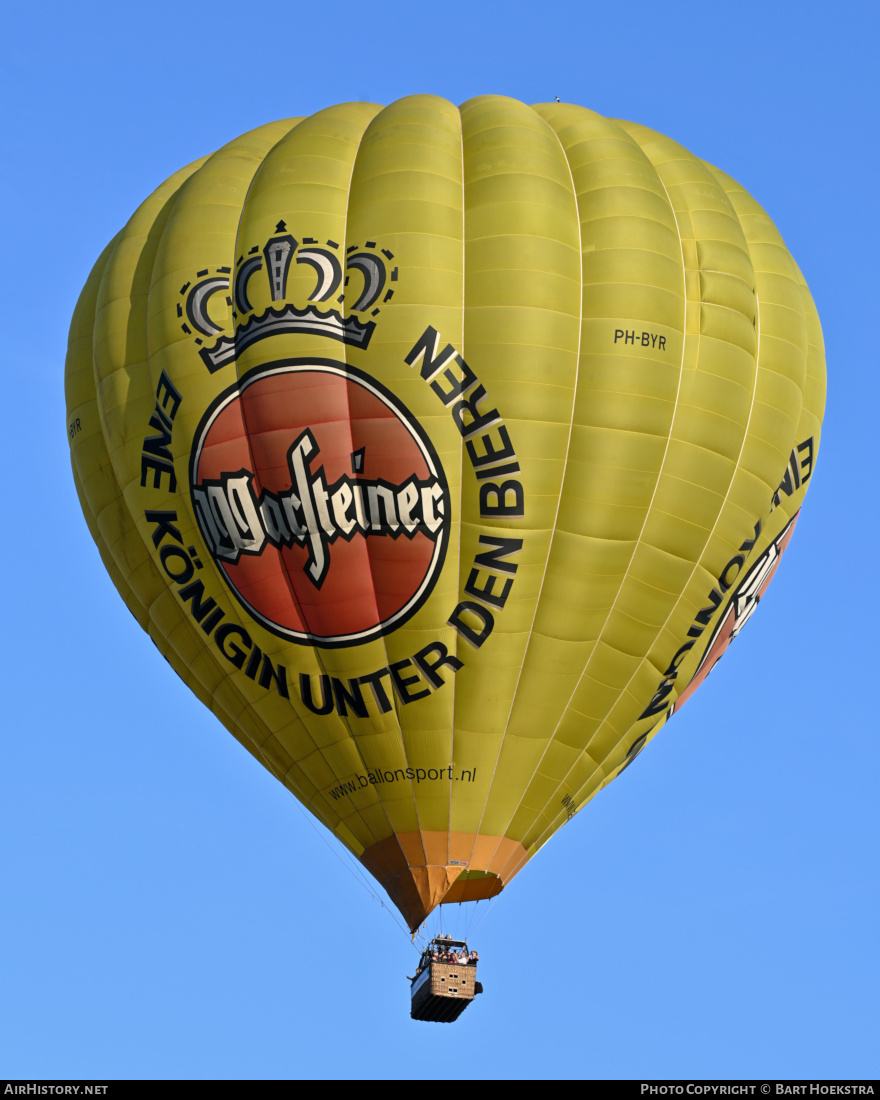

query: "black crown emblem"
left=177, top=221, right=398, bottom=373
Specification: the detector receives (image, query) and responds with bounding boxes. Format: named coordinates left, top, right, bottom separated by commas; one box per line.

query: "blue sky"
left=2, top=0, right=877, bottom=1081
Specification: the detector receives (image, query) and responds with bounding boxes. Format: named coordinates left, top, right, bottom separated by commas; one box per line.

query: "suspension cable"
left=288, top=797, right=413, bottom=943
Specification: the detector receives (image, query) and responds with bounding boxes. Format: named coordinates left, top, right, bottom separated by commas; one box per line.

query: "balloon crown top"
left=176, top=225, right=399, bottom=373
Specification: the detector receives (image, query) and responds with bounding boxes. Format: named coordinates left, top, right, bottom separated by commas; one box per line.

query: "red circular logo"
left=190, top=360, right=449, bottom=647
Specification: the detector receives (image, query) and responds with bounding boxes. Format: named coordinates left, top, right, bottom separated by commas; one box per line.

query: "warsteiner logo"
left=190, top=359, right=450, bottom=647
left=194, top=429, right=445, bottom=586
left=665, top=513, right=799, bottom=718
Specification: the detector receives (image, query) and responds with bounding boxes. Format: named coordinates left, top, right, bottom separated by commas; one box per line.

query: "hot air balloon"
left=65, top=96, right=825, bottom=953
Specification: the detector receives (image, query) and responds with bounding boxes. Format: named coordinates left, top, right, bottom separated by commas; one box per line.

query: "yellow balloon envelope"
left=65, top=96, right=826, bottom=929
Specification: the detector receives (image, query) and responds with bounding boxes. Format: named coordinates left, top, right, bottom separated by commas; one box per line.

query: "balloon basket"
left=409, top=937, right=482, bottom=1023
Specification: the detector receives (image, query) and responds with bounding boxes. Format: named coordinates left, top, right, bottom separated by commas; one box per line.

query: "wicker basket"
left=410, top=961, right=479, bottom=1023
